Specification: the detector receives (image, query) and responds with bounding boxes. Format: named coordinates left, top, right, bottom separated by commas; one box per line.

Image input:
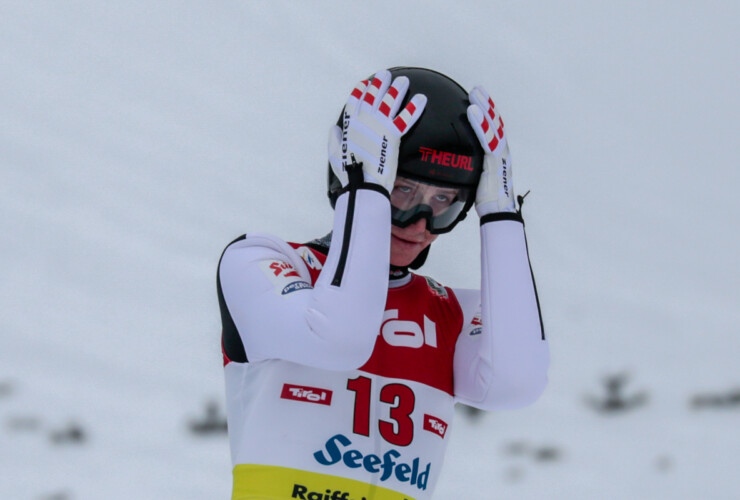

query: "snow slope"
left=1, top=1, right=738, bottom=499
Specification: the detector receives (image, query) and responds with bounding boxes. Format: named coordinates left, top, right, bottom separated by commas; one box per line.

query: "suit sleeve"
left=452, top=215, right=550, bottom=409
left=218, top=187, right=390, bottom=371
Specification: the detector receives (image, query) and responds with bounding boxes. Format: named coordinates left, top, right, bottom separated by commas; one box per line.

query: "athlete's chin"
left=390, top=254, right=416, bottom=267
left=390, top=236, right=428, bottom=267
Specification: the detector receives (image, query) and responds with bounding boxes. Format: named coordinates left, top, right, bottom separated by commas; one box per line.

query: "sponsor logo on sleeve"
left=423, top=414, right=447, bottom=439
left=282, top=281, right=312, bottom=295
left=281, top=384, right=333, bottom=406
left=269, top=261, right=301, bottom=278
left=260, top=260, right=310, bottom=295
left=296, top=246, right=323, bottom=271
left=469, top=312, right=482, bottom=336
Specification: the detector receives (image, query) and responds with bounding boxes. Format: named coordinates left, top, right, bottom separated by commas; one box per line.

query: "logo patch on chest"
left=423, top=276, right=448, bottom=299
left=423, top=414, right=448, bottom=439
left=281, top=384, right=333, bottom=406
left=381, top=309, right=438, bottom=349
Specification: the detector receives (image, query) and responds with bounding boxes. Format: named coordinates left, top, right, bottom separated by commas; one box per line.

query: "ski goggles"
left=390, top=176, right=475, bottom=234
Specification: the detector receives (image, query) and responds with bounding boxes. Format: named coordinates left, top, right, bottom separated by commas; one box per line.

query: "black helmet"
left=328, top=67, right=484, bottom=234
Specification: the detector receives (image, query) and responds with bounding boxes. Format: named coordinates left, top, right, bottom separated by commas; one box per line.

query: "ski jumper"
left=218, top=187, right=549, bottom=499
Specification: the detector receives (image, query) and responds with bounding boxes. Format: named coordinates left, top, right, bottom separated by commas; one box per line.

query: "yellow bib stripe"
left=232, top=464, right=414, bottom=500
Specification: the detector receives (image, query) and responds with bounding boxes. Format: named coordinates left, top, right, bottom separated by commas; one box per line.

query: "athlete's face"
left=389, top=178, right=461, bottom=266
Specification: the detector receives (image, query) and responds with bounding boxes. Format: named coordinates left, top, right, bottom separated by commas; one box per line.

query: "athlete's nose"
left=407, top=218, right=427, bottom=233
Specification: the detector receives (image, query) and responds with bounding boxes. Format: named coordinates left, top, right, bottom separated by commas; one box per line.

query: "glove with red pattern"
left=467, top=86, right=516, bottom=215
left=329, top=70, right=427, bottom=194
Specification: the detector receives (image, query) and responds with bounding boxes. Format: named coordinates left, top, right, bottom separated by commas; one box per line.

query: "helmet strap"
left=389, top=242, right=431, bottom=279
left=408, top=244, right=431, bottom=270
left=389, top=265, right=410, bottom=280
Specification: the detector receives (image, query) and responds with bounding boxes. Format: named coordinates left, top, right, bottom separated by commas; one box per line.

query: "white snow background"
left=1, top=1, right=739, bottom=499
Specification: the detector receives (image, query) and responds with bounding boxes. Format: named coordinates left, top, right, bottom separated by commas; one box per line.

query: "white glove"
left=466, top=85, right=516, bottom=215
left=329, top=70, right=427, bottom=194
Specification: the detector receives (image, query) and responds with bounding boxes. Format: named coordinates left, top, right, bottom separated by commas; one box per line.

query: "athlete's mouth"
left=392, top=234, right=425, bottom=245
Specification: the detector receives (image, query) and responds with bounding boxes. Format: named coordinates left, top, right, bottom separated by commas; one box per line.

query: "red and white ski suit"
left=218, top=187, right=549, bottom=499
